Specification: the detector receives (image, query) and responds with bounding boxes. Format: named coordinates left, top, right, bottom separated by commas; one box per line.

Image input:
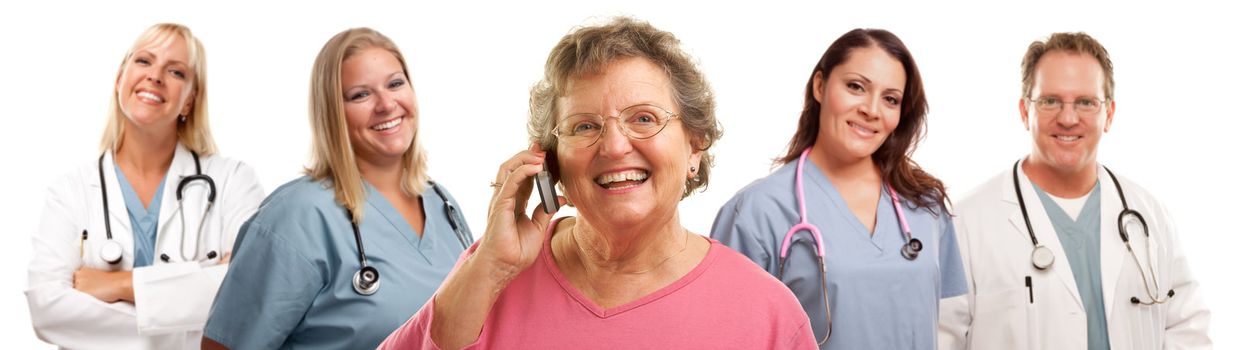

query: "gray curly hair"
left=527, top=16, right=721, bottom=198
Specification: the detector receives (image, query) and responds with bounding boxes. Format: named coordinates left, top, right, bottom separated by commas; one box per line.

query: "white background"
left=1, top=0, right=1233, bottom=348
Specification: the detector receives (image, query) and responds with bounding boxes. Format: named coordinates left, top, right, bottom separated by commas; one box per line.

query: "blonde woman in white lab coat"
left=25, top=23, right=264, bottom=349
left=938, top=32, right=1210, bottom=350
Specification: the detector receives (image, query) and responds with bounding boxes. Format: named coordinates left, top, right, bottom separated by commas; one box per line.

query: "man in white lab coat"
left=938, top=32, right=1211, bottom=350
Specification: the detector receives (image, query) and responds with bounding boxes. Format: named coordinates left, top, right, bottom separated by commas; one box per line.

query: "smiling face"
left=1021, top=50, right=1113, bottom=175
left=341, top=46, right=418, bottom=168
left=812, top=45, right=906, bottom=163
left=556, top=57, right=702, bottom=229
left=115, top=33, right=195, bottom=133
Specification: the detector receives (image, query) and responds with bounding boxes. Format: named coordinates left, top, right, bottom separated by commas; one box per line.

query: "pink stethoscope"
left=777, top=146, right=923, bottom=344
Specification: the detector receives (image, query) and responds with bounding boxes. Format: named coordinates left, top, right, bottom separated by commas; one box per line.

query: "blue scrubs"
left=204, top=176, right=472, bottom=349
left=114, top=163, right=167, bottom=268
left=1035, top=181, right=1111, bottom=350
left=711, top=161, right=967, bottom=349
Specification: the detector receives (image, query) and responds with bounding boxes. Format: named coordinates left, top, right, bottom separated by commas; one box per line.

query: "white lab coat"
left=26, top=144, right=264, bottom=350
left=939, top=162, right=1211, bottom=350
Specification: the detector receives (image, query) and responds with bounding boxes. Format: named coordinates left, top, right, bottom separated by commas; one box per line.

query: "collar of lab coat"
left=1002, top=159, right=1125, bottom=318
left=91, top=143, right=200, bottom=243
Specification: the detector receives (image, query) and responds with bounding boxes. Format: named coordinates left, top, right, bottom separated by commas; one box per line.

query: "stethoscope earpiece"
left=353, top=265, right=380, bottom=296
left=1131, top=289, right=1175, bottom=305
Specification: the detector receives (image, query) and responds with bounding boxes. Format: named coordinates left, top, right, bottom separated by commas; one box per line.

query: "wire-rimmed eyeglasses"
left=552, top=103, right=680, bottom=148
left=1027, top=96, right=1108, bottom=115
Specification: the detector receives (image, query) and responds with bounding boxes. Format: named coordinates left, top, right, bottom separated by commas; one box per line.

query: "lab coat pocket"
left=971, top=288, right=1032, bottom=350
left=1118, top=251, right=1169, bottom=350
left=1117, top=295, right=1167, bottom=349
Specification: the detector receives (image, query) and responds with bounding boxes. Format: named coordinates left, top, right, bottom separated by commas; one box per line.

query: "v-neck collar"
left=540, top=217, right=718, bottom=319
left=361, top=181, right=435, bottom=257
left=801, top=160, right=895, bottom=249
left=1032, top=180, right=1101, bottom=225
left=113, top=160, right=169, bottom=215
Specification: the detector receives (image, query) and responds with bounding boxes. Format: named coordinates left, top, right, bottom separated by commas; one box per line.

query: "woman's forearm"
left=429, top=254, right=519, bottom=349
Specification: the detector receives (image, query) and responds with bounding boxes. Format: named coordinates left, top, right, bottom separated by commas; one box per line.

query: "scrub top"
left=204, top=176, right=472, bottom=350
left=711, top=161, right=967, bottom=350
left=114, top=163, right=167, bottom=268
left=1034, top=181, right=1111, bottom=350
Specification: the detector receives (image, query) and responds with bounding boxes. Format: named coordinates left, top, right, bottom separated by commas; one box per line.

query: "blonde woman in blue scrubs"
left=711, top=29, right=966, bottom=349
left=201, top=28, right=472, bottom=349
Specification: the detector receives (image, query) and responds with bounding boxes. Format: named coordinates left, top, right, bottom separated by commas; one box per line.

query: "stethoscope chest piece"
left=95, top=150, right=218, bottom=266
left=343, top=181, right=471, bottom=297
left=353, top=265, right=380, bottom=295
left=1012, top=160, right=1173, bottom=304
left=99, top=240, right=124, bottom=265
left=1013, top=160, right=1056, bottom=271
left=1031, top=244, right=1055, bottom=270
left=901, top=238, right=923, bottom=260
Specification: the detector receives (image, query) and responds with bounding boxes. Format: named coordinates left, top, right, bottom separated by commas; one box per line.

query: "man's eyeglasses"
left=1027, top=96, right=1108, bottom=115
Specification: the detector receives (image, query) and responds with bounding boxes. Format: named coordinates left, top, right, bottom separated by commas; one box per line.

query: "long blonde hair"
left=305, top=28, right=429, bottom=223
left=100, top=23, right=215, bottom=155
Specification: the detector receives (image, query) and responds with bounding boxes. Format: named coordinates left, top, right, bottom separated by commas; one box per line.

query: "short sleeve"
left=709, top=195, right=775, bottom=273
left=203, top=217, right=322, bottom=349
left=937, top=214, right=968, bottom=298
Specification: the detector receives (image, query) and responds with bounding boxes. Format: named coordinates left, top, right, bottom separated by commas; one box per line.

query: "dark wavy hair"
left=778, top=28, right=948, bottom=214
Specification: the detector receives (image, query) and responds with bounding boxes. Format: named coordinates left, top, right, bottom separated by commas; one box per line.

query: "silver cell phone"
left=535, top=167, right=559, bottom=215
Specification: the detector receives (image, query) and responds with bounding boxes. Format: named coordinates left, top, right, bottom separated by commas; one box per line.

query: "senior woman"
left=201, top=27, right=472, bottom=349
left=381, top=17, right=813, bottom=349
left=26, top=23, right=264, bottom=349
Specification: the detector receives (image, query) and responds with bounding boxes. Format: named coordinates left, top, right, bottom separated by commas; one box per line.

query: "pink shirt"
left=381, top=219, right=815, bottom=349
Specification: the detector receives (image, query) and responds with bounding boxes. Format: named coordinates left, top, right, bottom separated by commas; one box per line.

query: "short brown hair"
left=1021, top=32, right=1115, bottom=100
left=528, top=17, right=721, bottom=198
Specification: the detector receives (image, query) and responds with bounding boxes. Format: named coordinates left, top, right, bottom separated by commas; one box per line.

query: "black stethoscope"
left=349, top=180, right=473, bottom=295
left=778, top=146, right=923, bottom=345
left=93, top=151, right=217, bottom=265
left=1012, top=160, right=1174, bottom=305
